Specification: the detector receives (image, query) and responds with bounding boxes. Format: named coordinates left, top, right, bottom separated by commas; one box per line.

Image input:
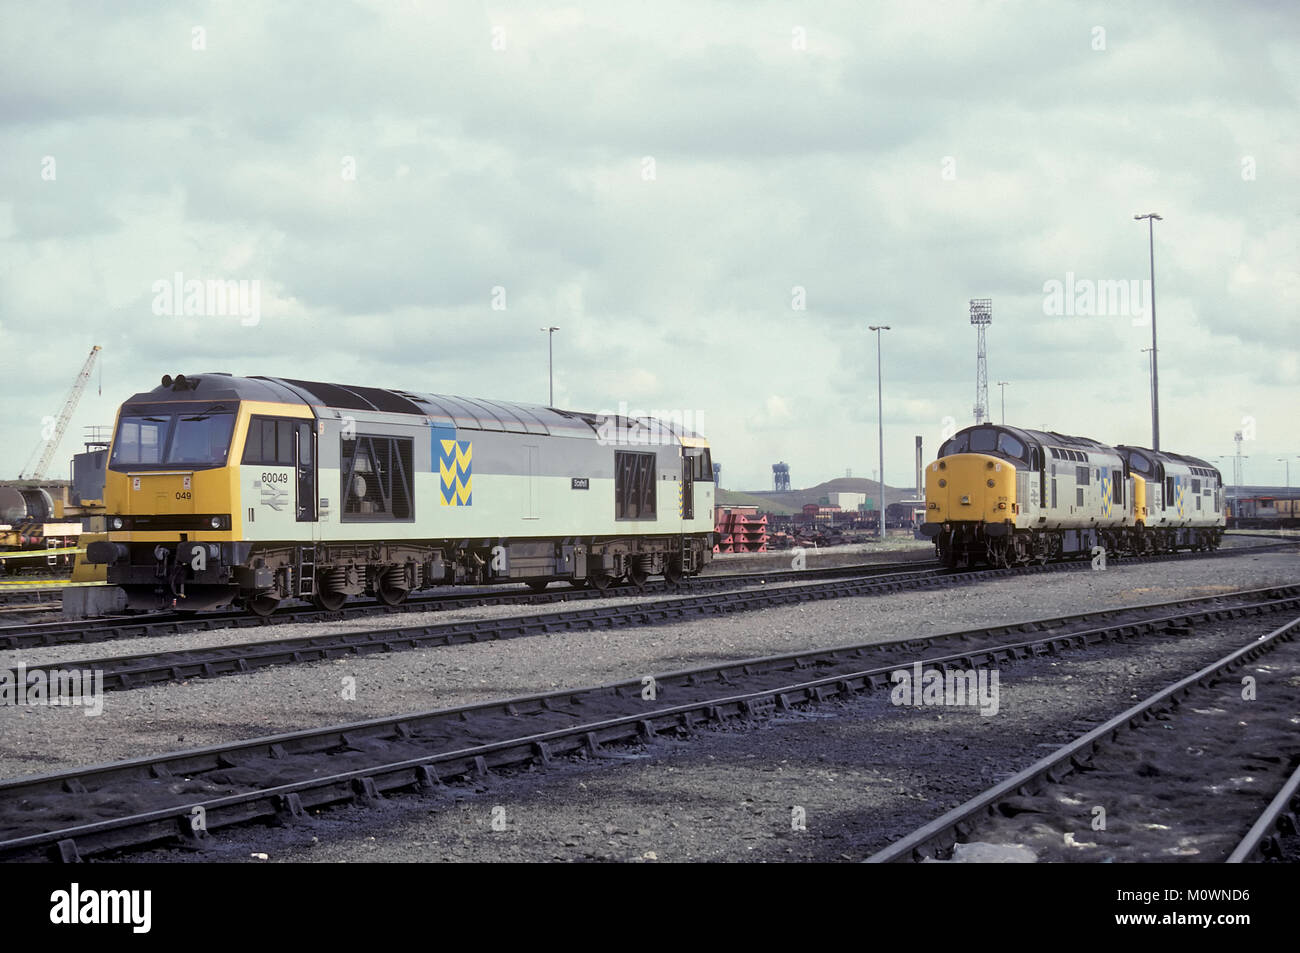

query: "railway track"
left=10, top=563, right=955, bottom=691
left=866, top=612, right=1300, bottom=864
left=2, top=535, right=1290, bottom=653
left=1228, top=763, right=1300, bottom=863
left=4, top=582, right=1299, bottom=861
left=0, top=587, right=64, bottom=609
left=8, top=543, right=1297, bottom=695
left=0, top=557, right=939, bottom=652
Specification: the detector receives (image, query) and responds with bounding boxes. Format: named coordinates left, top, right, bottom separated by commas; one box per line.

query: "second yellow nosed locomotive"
left=920, top=424, right=1223, bottom=568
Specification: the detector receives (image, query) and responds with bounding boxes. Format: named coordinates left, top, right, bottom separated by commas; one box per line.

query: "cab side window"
left=996, top=433, right=1025, bottom=461
left=242, top=416, right=298, bottom=465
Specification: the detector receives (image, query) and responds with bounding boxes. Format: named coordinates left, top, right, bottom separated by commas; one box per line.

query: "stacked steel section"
left=713, top=505, right=768, bottom=553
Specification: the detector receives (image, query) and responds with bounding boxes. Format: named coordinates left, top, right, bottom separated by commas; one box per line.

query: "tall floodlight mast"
left=970, top=299, right=992, bottom=425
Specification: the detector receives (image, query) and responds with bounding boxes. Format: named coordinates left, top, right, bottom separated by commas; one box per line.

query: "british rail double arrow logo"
left=253, top=478, right=289, bottom=512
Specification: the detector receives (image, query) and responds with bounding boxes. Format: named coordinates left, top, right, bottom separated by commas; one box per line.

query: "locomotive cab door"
left=681, top=449, right=695, bottom=521
left=1033, top=447, right=1046, bottom=509
left=295, top=421, right=317, bottom=523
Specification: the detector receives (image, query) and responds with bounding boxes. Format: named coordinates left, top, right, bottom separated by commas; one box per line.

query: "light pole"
left=1140, top=346, right=1154, bottom=417
left=1281, top=458, right=1292, bottom=497
left=996, top=381, right=1009, bottom=424
left=540, top=326, right=559, bottom=405
left=1134, top=212, right=1162, bottom=450
left=869, top=325, right=890, bottom=541
left=1294, top=455, right=1300, bottom=519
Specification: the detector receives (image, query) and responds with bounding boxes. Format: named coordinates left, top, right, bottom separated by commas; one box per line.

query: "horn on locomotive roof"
left=161, top=374, right=173, bottom=388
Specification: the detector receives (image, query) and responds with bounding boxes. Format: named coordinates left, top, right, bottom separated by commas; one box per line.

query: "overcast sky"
left=2, top=1, right=1296, bottom=490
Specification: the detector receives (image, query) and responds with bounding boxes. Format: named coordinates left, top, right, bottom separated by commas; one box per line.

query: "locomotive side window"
left=996, top=433, right=1025, bottom=461
left=278, top=420, right=295, bottom=464
left=261, top=420, right=277, bottom=461
left=1075, top=466, right=1090, bottom=485
left=341, top=435, right=414, bottom=521
left=687, top=448, right=712, bottom=481
left=615, top=451, right=656, bottom=520
left=243, top=416, right=298, bottom=466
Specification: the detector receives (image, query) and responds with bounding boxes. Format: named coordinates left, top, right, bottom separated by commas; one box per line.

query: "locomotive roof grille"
left=274, top=378, right=380, bottom=411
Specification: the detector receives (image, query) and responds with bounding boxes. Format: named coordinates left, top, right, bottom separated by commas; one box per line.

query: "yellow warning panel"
left=71, top=534, right=107, bottom=583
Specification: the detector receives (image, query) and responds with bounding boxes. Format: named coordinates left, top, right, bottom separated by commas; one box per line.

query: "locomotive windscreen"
left=109, top=407, right=236, bottom=469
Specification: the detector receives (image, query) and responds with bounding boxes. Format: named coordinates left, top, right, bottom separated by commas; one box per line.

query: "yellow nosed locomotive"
left=87, top=373, right=715, bottom=615
left=920, top=424, right=1224, bottom=567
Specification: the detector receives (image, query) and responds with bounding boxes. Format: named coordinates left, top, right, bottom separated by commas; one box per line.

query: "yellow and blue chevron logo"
left=1100, top=472, right=1112, bottom=518
left=1175, top=481, right=1186, bottom=519
left=677, top=481, right=683, bottom=518
left=439, top=439, right=472, bottom=506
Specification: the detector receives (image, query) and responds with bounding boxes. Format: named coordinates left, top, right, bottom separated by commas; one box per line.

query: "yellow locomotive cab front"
left=925, top=453, right=1016, bottom=527
left=90, top=392, right=248, bottom=610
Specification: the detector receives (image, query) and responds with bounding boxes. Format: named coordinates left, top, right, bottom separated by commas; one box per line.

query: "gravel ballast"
left=127, top=612, right=1293, bottom=864
left=1, top=546, right=1296, bottom=861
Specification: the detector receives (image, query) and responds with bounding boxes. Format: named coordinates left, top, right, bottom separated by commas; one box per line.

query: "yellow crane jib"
left=21, top=345, right=102, bottom=480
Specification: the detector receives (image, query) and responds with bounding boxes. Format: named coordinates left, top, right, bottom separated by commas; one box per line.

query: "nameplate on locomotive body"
left=571, top=478, right=589, bottom=490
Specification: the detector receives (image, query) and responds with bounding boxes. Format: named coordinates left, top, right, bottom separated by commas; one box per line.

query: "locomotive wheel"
left=663, top=560, right=684, bottom=587
left=247, top=595, right=280, bottom=619
left=938, top=540, right=958, bottom=569
left=586, top=572, right=613, bottom=592
left=313, top=589, right=347, bottom=612
left=988, top=540, right=1012, bottom=569
left=627, top=562, right=648, bottom=590
left=376, top=581, right=408, bottom=607
left=526, top=579, right=550, bottom=593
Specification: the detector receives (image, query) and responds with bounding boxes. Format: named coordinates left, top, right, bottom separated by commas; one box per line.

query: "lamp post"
left=1134, top=213, right=1162, bottom=450
left=868, top=325, right=891, bottom=541
left=540, top=326, right=559, bottom=405
left=1140, top=346, right=1154, bottom=415
left=996, top=381, right=1009, bottom=424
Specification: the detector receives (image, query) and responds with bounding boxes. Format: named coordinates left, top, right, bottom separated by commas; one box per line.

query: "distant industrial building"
left=826, top=491, right=867, bottom=512
left=802, top=503, right=842, bottom=521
